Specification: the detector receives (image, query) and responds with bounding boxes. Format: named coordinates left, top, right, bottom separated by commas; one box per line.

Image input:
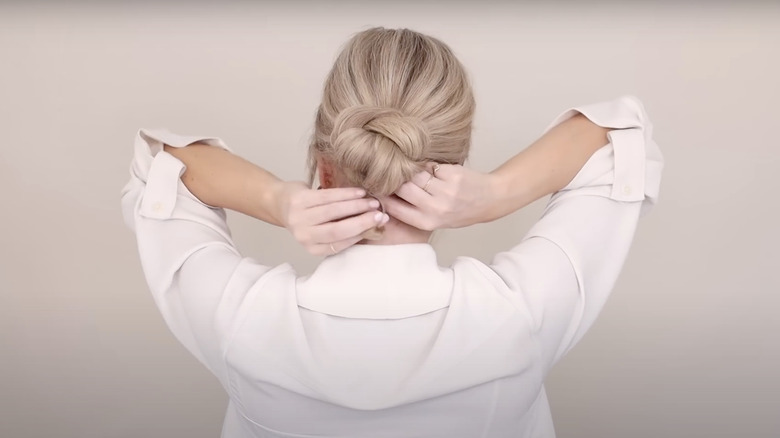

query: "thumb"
left=382, top=196, right=430, bottom=231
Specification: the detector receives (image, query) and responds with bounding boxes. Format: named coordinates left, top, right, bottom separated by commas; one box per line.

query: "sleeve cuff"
left=127, top=128, right=233, bottom=219
left=546, top=95, right=664, bottom=214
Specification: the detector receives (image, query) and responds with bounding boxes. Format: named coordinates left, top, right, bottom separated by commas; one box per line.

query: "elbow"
left=569, top=112, right=611, bottom=149
left=619, top=95, right=652, bottom=133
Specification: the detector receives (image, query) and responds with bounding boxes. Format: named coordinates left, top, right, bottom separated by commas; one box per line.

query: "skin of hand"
left=383, top=163, right=500, bottom=230
left=273, top=182, right=390, bottom=256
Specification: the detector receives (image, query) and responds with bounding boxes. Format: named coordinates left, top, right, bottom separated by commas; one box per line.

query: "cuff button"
left=152, top=201, right=164, bottom=212
left=622, top=185, right=633, bottom=196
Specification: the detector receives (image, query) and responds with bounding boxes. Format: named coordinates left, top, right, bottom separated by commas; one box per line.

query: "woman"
left=122, top=27, right=663, bottom=437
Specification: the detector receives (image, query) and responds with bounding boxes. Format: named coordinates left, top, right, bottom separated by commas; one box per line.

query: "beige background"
left=1, top=2, right=778, bottom=437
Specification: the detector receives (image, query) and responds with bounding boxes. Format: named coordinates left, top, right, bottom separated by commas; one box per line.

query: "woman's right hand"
left=276, top=182, right=390, bottom=256
left=383, top=164, right=502, bottom=230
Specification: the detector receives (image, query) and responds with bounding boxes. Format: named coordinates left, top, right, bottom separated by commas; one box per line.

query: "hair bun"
left=331, top=106, right=430, bottom=160
left=329, top=105, right=430, bottom=196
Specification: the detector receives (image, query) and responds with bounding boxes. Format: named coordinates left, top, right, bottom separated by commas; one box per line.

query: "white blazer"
left=121, top=96, right=663, bottom=438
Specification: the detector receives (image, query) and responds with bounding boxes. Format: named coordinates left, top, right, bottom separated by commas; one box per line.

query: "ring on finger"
left=432, top=164, right=440, bottom=177
left=329, top=243, right=337, bottom=255
left=422, top=174, right=434, bottom=193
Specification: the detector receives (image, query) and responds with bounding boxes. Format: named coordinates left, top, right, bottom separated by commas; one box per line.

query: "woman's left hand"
left=276, top=182, right=389, bottom=256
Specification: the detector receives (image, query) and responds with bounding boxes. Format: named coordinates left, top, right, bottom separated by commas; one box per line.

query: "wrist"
left=489, top=171, right=509, bottom=222
left=264, top=179, right=289, bottom=228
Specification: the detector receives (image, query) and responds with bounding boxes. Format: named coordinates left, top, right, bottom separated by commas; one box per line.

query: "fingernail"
left=356, top=189, right=366, bottom=197
left=374, top=212, right=384, bottom=222
left=369, top=199, right=379, bottom=208
left=382, top=213, right=390, bottom=224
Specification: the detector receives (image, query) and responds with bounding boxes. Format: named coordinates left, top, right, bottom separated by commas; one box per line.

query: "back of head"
left=309, top=27, right=476, bottom=197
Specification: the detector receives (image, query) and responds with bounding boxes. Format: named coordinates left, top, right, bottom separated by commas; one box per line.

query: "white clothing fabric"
left=121, top=95, right=663, bottom=437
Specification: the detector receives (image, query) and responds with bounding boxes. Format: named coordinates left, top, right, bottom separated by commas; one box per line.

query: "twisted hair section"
left=329, top=105, right=430, bottom=196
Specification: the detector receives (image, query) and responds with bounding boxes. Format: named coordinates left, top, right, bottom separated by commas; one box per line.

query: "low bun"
left=308, top=27, right=475, bottom=218
left=329, top=105, right=430, bottom=196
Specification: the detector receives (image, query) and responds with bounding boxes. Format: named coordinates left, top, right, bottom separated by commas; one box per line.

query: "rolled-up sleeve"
left=121, top=128, right=272, bottom=386
left=490, top=96, right=664, bottom=367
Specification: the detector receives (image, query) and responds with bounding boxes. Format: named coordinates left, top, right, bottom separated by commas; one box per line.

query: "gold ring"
left=422, top=174, right=434, bottom=193
left=432, top=164, right=440, bottom=177
left=329, top=243, right=337, bottom=255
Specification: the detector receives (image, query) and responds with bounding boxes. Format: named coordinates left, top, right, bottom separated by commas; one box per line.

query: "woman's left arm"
left=162, top=143, right=387, bottom=255
left=121, top=128, right=385, bottom=388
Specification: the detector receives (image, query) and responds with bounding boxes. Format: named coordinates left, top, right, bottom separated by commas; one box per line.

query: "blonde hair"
left=308, top=27, right=475, bottom=197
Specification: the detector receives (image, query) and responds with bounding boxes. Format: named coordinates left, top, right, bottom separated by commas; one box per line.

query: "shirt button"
left=622, top=185, right=632, bottom=196
left=152, top=201, right=164, bottom=212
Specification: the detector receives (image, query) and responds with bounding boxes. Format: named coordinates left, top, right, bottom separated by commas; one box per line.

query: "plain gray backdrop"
left=1, top=2, right=778, bottom=437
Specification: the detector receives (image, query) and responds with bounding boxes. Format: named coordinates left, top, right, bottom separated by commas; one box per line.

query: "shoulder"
left=450, top=256, right=530, bottom=313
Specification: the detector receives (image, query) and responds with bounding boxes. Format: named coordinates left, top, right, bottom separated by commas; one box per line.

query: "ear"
left=317, top=156, right=334, bottom=189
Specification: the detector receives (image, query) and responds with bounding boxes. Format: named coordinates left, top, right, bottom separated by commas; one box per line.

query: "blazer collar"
left=296, top=243, right=453, bottom=320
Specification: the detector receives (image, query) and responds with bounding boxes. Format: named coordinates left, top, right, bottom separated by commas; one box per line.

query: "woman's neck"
left=360, top=216, right=432, bottom=246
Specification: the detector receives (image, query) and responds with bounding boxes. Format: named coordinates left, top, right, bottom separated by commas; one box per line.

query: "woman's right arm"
left=387, top=95, right=664, bottom=366
left=386, top=95, right=662, bottom=232
left=383, top=112, right=612, bottom=229
left=488, top=112, right=612, bottom=220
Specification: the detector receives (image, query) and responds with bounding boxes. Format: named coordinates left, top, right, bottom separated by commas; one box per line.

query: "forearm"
left=163, top=144, right=285, bottom=226
left=487, top=113, right=610, bottom=220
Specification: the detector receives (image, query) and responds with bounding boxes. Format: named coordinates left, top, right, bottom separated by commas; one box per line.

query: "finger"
left=383, top=196, right=432, bottom=230
left=425, top=162, right=455, bottom=181
left=307, top=197, right=380, bottom=224
left=302, top=187, right=366, bottom=208
left=310, top=234, right=365, bottom=256
left=311, top=210, right=388, bottom=244
left=395, top=179, right=431, bottom=207
left=409, top=171, right=443, bottom=196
